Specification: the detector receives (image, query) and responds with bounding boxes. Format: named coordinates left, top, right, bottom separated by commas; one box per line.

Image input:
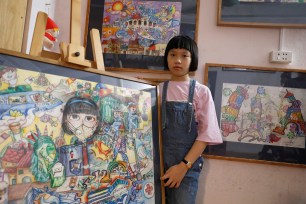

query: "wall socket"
left=270, top=51, right=292, bottom=64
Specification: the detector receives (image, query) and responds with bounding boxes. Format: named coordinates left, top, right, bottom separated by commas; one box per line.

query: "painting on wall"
left=220, top=83, right=306, bottom=148
left=204, top=63, right=306, bottom=167
left=0, top=49, right=162, bottom=203
left=101, top=0, right=182, bottom=56
left=238, top=0, right=306, bottom=2
left=85, top=0, right=199, bottom=72
left=218, top=0, right=306, bottom=28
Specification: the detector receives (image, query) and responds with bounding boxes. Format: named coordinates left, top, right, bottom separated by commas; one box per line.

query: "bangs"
left=167, top=36, right=193, bottom=53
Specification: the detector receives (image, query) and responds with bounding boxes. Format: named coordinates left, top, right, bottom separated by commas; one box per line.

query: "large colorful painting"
left=86, top=0, right=199, bottom=72
left=101, top=0, right=182, bottom=56
left=0, top=50, right=161, bottom=203
left=204, top=63, right=306, bottom=167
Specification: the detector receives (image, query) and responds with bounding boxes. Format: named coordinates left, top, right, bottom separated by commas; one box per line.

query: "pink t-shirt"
left=160, top=80, right=223, bottom=145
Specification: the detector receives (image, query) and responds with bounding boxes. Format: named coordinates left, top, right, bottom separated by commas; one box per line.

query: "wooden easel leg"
left=29, top=11, right=48, bottom=57
left=90, top=29, right=105, bottom=71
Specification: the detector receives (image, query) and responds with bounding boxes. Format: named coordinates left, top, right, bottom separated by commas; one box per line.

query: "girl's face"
left=167, top=48, right=191, bottom=80
left=67, top=113, right=98, bottom=141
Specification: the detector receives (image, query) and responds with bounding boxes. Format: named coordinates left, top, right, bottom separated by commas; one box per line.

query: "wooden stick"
left=70, top=0, right=81, bottom=45
left=90, top=29, right=105, bottom=70
left=29, top=12, right=48, bottom=56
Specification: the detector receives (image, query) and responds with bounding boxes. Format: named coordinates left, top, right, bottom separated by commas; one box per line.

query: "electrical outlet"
left=270, top=51, right=292, bottom=64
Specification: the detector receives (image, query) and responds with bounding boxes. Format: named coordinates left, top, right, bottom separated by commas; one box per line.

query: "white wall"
left=23, top=0, right=55, bottom=53
left=195, top=1, right=306, bottom=204
left=23, top=0, right=87, bottom=54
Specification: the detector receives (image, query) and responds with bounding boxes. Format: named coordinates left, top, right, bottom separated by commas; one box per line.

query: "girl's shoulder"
left=160, top=80, right=210, bottom=93
left=194, top=81, right=210, bottom=92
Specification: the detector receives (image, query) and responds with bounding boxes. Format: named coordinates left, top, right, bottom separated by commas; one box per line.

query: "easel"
left=29, top=0, right=104, bottom=70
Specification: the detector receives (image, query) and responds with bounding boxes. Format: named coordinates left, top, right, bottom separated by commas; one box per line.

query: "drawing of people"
left=286, top=123, right=297, bottom=145
left=0, top=66, right=32, bottom=94
left=61, top=96, right=101, bottom=176
left=68, top=149, right=82, bottom=175
left=127, top=102, right=141, bottom=133
left=111, top=108, right=125, bottom=140
left=126, top=173, right=144, bottom=204
left=221, top=85, right=249, bottom=137
left=274, top=90, right=306, bottom=136
left=113, top=134, right=129, bottom=163
left=62, top=96, right=101, bottom=144
left=0, top=66, right=17, bottom=88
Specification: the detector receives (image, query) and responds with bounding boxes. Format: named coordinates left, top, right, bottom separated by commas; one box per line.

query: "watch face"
left=183, top=159, right=192, bottom=169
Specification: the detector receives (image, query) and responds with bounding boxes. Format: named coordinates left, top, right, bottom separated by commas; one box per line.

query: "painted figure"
left=221, top=85, right=249, bottom=137
left=61, top=96, right=101, bottom=176
left=62, top=96, right=101, bottom=144
left=273, top=89, right=306, bottom=136
left=30, top=126, right=58, bottom=183
left=0, top=66, right=17, bottom=88
left=127, top=102, right=141, bottom=133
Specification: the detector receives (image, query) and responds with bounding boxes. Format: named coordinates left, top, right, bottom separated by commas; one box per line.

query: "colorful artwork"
left=0, top=65, right=156, bottom=203
left=220, top=83, right=306, bottom=148
left=101, top=0, right=182, bottom=56
left=239, top=0, right=306, bottom=2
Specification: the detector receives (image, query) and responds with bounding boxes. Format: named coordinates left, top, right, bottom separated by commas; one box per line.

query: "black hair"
left=62, top=96, right=101, bottom=135
left=163, top=35, right=198, bottom=72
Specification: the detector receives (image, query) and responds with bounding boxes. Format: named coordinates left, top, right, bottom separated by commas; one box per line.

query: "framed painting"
left=85, top=0, right=199, bottom=73
left=204, top=63, right=306, bottom=168
left=218, top=0, right=306, bottom=28
left=0, top=48, right=164, bottom=203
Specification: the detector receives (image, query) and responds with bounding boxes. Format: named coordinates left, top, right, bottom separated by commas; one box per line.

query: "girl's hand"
left=160, top=162, right=188, bottom=188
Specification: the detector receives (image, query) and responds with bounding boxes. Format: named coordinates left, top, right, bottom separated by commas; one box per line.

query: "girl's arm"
left=160, top=140, right=207, bottom=188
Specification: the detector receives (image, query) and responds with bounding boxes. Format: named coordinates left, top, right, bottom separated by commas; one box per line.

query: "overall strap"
left=187, top=79, right=196, bottom=132
left=188, top=79, right=196, bottom=103
left=162, top=81, right=169, bottom=130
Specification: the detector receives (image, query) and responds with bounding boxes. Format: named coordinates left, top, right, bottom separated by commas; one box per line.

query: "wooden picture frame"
left=0, top=48, right=164, bottom=203
left=85, top=0, right=199, bottom=73
left=203, top=63, right=306, bottom=168
left=218, top=0, right=306, bottom=28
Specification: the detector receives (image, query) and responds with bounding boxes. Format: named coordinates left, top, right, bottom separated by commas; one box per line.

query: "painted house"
left=1, top=145, right=34, bottom=185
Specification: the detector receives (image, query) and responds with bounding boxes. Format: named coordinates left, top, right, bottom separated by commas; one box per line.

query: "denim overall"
left=162, top=80, right=204, bottom=204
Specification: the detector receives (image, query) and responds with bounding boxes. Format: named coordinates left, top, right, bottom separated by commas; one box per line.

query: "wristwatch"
left=182, top=159, right=193, bottom=169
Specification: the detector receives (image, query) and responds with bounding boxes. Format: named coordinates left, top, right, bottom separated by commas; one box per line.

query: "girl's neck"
left=171, top=74, right=190, bottom=81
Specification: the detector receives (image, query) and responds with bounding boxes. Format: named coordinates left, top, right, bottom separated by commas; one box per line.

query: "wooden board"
left=0, top=0, right=28, bottom=52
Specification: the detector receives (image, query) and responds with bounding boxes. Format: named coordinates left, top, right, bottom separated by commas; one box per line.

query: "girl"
left=160, top=35, right=223, bottom=204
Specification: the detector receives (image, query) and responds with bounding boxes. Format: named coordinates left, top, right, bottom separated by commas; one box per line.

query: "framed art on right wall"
left=218, top=0, right=306, bottom=28
left=204, top=63, right=306, bottom=168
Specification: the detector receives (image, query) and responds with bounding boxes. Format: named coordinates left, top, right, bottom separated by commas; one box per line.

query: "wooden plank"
left=41, top=50, right=61, bottom=60
left=70, top=0, right=82, bottom=45
left=90, top=29, right=105, bottom=70
left=0, top=0, right=27, bottom=52
left=66, top=43, right=91, bottom=67
left=29, top=12, right=48, bottom=56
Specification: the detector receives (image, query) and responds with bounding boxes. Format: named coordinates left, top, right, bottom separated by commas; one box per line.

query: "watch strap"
left=182, top=159, right=192, bottom=169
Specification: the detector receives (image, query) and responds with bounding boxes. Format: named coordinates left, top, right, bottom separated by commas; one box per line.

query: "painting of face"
left=62, top=97, right=101, bottom=143
left=66, top=113, right=98, bottom=142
